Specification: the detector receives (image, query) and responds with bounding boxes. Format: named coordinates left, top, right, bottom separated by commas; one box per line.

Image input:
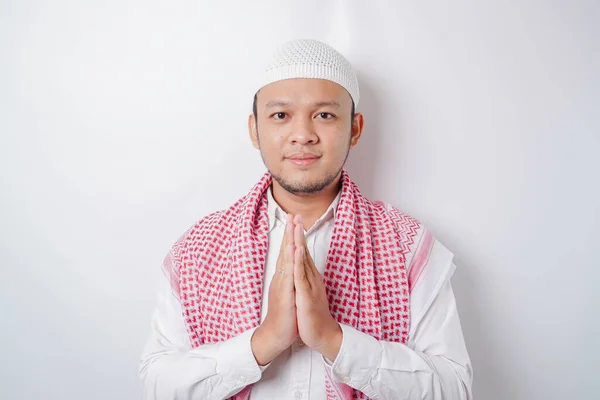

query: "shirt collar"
left=266, top=186, right=342, bottom=232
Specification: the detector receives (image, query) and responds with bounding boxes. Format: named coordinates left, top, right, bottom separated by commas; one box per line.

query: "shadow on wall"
left=451, top=256, right=510, bottom=400
left=347, top=71, right=507, bottom=400
left=345, top=71, right=381, bottom=198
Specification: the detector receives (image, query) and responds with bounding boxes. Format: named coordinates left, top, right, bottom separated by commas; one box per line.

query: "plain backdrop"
left=1, top=1, right=599, bottom=399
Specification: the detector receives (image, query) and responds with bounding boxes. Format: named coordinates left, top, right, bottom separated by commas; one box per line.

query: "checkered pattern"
left=162, top=170, right=422, bottom=400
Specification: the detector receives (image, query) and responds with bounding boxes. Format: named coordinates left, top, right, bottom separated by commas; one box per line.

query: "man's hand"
left=292, top=215, right=343, bottom=362
left=251, top=213, right=298, bottom=366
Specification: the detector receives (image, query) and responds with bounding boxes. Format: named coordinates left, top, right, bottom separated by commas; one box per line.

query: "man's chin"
left=272, top=171, right=339, bottom=196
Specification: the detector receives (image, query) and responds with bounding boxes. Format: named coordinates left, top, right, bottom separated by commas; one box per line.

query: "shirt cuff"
left=206, top=327, right=268, bottom=388
left=322, top=323, right=382, bottom=389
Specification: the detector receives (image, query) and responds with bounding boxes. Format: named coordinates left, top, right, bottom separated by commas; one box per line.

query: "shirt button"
left=238, top=376, right=247, bottom=383
left=343, top=376, right=351, bottom=383
left=294, top=391, right=303, bottom=399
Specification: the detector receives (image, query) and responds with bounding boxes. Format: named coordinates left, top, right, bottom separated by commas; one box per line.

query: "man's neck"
left=271, top=175, right=341, bottom=231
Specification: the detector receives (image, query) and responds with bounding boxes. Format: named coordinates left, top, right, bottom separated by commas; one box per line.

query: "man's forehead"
left=257, top=78, right=352, bottom=105
left=264, top=100, right=342, bottom=109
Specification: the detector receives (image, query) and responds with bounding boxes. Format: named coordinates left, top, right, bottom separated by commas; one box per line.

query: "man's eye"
left=317, top=112, right=334, bottom=119
left=272, top=112, right=286, bottom=120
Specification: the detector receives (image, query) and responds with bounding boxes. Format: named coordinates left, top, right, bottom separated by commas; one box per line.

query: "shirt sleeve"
left=323, top=273, right=473, bottom=400
left=138, top=272, right=271, bottom=400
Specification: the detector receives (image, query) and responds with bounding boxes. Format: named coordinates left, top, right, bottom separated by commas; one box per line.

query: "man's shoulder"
left=372, top=200, right=432, bottom=259
left=170, top=198, right=245, bottom=251
left=373, top=200, right=423, bottom=230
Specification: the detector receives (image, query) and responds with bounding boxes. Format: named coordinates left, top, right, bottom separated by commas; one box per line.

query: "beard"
left=259, top=138, right=352, bottom=196
left=271, top=165, right=342, bottom=195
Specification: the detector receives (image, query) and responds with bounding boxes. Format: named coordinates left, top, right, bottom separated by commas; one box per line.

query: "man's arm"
left=138, top=276, right=269, bottom=400
left=323, top=276, right=473, bottom=400
left=139, top=213, right=301, bottom=400
left=291, top=212, right=472, bottom=399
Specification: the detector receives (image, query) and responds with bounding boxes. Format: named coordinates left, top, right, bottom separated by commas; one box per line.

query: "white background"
left=1, top=1, right=599, bottom=399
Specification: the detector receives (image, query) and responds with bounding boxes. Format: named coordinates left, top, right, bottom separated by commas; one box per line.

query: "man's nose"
left=288, top=116, right=319, bottom=145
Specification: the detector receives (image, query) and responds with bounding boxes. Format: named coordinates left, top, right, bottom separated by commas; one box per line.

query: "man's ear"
left=349, top=112, right=364, bottom=149
left=248, top=114, right=259, bottom=149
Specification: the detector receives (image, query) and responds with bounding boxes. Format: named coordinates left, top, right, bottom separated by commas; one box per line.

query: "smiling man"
left=139, top=39, right=473, bottom=400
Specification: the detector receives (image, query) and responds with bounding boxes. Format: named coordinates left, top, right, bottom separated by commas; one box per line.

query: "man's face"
left=248, top=78, right=363, bottom=195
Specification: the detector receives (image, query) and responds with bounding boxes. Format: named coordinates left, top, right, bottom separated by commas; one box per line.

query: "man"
left=139, top=39, right=473, bottom=400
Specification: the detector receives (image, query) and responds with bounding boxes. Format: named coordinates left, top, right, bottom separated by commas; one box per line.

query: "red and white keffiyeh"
left=162, top=170, right=433, bottom=400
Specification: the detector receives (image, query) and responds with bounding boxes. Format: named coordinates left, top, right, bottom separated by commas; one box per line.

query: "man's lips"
left=286, top=154, right=321, bottom=166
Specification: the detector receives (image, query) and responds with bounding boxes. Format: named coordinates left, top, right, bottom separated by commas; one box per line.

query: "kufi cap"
left=256, top=39, right=360, bottom=106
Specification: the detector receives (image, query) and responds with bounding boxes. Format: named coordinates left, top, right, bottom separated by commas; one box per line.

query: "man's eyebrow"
left=313, top=101, right=341, bottom=109
left=265, top=100, right=291, bottom=108
left=264, top=100, right=341, bottom=109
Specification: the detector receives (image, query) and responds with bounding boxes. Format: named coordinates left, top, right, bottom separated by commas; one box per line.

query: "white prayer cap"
left=256, top=39, right=360, bottom=107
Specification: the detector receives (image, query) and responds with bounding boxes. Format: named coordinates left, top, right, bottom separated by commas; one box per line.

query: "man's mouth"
left=287, top=153, right=321, bottom=166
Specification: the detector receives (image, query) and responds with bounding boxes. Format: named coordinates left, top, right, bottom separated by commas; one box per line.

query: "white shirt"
left=139, top=188, right=473, bottom=400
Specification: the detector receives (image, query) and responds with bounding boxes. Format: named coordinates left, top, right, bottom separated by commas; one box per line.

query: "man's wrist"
left=319, top=321, right=343, bottom=362
left=251, top=325, right=273, bottom=366
left=251, top=323, right=286, bottom=366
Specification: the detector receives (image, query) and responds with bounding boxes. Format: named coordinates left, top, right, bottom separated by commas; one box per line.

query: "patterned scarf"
left=163, top=170, right=422, bottom=399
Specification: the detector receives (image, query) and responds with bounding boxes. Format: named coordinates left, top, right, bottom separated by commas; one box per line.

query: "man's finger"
left=285, top=213, right=294, bottom=248
left=294, top=216, right=318, bottom=282
left=294, top=219, right=305, bottom=249
left=285, top=214, right=297, bottom=262
left=303, top=241, right=319, bottom=281
left=284, top=243, right=295, bottom=282
left=293, top=216, right=310, bottom=263
left=294, top=246, right=310, bottom=290
left=293, top=223, right=308, bottom=279
left=277, top=213, right=292, bottom=265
